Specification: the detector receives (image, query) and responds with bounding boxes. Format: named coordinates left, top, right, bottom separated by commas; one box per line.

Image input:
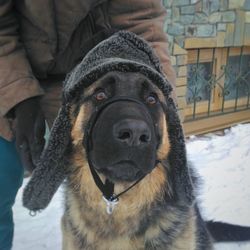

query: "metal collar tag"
left=102, top=196, right=119, bottom=215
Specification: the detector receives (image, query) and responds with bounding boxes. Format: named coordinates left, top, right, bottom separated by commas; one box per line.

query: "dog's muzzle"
left=85, top=97, right=159, bottom=182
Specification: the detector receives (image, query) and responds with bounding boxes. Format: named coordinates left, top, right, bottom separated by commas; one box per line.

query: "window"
left=185, top=47, right=250, bottom=120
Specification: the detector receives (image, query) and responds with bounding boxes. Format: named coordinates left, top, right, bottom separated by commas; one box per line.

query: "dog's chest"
left=64, top=187, right=147, bottom=247
left=83, top=234, right=144, bottom=250
left=64, top=201, right=145, bottom=249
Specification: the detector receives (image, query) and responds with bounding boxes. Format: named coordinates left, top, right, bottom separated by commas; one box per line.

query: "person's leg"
left=0, top=138, right=24, bottom=250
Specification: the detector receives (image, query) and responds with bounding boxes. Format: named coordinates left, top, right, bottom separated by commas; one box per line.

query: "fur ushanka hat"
left=23, top=31, right=193, bottom=212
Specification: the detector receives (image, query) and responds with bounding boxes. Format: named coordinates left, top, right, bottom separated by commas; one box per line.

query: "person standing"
left=0, top=1, right=176, bottom=249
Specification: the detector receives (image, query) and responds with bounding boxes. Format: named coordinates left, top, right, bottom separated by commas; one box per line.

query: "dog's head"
left=23, top=31, right=194, bottom=212
left=71, top=71, right=170, bottom=183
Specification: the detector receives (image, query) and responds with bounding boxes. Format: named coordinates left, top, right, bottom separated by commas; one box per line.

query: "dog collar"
left=88, top=158, right=160, bottom=215
left=84, top=97, right=160, bottom=214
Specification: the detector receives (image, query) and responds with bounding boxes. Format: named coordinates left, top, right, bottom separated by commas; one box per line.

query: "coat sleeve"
left=0, top=0, right=44, bottom=117
left=108, top=0, right=176, bottom=96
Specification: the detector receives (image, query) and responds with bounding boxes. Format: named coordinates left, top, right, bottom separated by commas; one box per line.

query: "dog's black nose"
left=113, top=119, right=151, bottom=147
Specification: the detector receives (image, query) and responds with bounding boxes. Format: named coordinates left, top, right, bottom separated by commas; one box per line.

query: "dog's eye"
left=146, top=94, right=158, bottom=105
left=94, top=90, right=108, bottom=101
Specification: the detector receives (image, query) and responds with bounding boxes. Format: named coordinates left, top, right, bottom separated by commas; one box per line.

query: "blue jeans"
left=0, top=138, right=23, bottom=250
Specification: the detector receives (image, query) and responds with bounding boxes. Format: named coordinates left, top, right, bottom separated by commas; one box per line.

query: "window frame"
left=184, top=46, right=250, bottom=120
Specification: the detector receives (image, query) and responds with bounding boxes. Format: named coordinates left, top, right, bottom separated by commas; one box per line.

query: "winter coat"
left=0, top=0, right=176, bottom=140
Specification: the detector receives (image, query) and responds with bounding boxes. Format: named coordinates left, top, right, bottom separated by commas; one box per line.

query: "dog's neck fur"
left=67, top=143, right=167, bottom=228
left=61, top=143, right=198, bottom=250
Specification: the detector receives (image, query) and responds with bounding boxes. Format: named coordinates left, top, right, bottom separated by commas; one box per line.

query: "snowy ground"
left=13, top=123, right=250, bottom=250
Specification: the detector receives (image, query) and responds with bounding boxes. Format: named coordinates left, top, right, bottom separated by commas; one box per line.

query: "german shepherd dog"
left=23, top=31, right=250, bottom=250
left=60, top=70, right=215, bottom=250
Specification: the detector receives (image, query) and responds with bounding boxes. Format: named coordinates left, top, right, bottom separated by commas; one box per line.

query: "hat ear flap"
left=163, top=98, right=195, bottom=204
left=23, top=104, right=72, bottom=211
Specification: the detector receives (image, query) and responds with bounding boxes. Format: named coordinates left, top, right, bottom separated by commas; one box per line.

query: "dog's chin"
left=96, top=161, right=145, bottom=182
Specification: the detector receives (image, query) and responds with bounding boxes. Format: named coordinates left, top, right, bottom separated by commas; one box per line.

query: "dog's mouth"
left=97, top=160, right=144, bottom=182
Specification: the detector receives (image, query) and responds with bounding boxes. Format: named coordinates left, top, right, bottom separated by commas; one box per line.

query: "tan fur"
left=71, top=103, right=92, bottom=145
left=144, top=209, right=197, bottom=250
left=83, top=82, right=101, bottom=97
left=156, top=112, right=171, bottom=160
left=83, top=76, right=109, bottom=98
left=61, top=215, right=79, bottom=250
left=171, top=210, right=197, bottom=250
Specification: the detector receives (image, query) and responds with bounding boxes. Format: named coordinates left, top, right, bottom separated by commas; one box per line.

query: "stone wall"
left=163, top=0, right=250, bottom=116
left=164, top=0, right=250, bottom=50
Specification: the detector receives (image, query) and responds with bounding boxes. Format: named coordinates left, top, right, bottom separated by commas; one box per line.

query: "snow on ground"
left=13, top=123, right=250, bottom=250
left=187, top=123, right=250, bottom=250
